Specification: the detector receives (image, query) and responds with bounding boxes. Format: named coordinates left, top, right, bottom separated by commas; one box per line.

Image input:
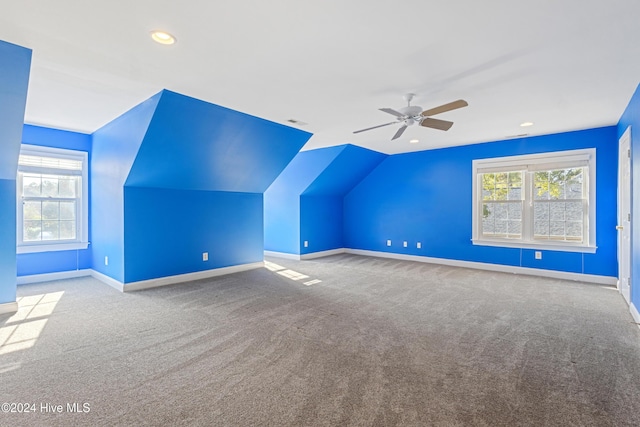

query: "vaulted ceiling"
left=1, top=0, right=640, bottom=154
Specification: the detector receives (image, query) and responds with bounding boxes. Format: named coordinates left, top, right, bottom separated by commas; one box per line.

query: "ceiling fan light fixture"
left=151, top=30, right=176, bottom=45
left=520, top=121, right=534, bottom=127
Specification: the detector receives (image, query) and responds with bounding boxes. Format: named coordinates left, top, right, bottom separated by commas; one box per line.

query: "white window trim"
left=471, top=148, right=597, bottom=253
left=16, top=144, right=89, bottom=254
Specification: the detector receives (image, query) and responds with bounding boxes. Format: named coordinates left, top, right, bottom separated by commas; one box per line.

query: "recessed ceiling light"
left=409, top=139, right=419, bottom=144
left=151, top=30, right=176, bottom=45
left=520, top=122, right=534, bottom=127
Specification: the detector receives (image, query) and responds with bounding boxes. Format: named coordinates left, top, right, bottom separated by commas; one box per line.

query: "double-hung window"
left=472, top=148, right=596, bottom=253
left=17, top=145, right=88, bottom=253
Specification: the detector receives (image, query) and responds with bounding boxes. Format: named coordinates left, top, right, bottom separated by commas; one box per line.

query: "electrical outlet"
left=386, top=240, right=391, bottom=246
left=203, top=252, right=209, bottom=261
left=104, top=256, right=108, bottom=266
left=535, top=251, right=542, bottom=260
left=417, top=242, right=422, bottom=249
left=304, top=241, right=308, bottom=248
left=403, top=241, right=408, bottom=247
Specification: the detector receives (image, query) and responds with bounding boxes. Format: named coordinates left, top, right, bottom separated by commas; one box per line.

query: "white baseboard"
left=264, top=250, right=301, bottom=260
left=90, top=269, right=125, bottom=292
left=0, top=301, right=18, bottom=316
left=631, top=302, right=640, bottom=330
left=17, top=269, right=92, bottom=285
left=123, top=262, right=264, bottom=292
left=344, top=249, right=617, bottom=286
left=90, top=262, right=265, bottom=292
left=300, top=248, right=346, bottom=260
left=265, top=248, right=346, bottom=260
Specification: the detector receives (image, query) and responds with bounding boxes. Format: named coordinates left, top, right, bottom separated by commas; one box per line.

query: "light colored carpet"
left=1, top=254, right=639, bottom=426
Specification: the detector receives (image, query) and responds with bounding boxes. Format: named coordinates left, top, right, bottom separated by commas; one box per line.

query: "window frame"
left=471, top=148, right=596, bottom=253
left=16, top=145, right=89, bottom=254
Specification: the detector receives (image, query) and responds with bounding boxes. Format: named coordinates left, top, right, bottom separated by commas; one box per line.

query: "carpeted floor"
left=1, top=254, right=640, bottom=426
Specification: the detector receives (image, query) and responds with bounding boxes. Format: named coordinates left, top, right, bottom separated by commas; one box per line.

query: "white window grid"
left=16, top=145, right=88, bottom=252
left=472, top=149, right=596, bottom=253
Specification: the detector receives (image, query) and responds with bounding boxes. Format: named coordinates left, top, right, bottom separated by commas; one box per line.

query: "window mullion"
left=76, top=176, right=82, bottom=237
left=522, top=170, right=533, bottom=242
left=17, top=172, right=24, bottom=245
left=583, top=170, right=589, bottom=245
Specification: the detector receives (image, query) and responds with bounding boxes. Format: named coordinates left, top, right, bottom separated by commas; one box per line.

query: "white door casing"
left=618, top=126, right=632, bottom=304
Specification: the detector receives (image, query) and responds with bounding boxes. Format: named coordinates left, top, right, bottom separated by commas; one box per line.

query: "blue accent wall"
left=91, top=94, right=161, bottom=282
left=618, top=83, right=640, bottom=311
left=265, top=144, right=386, bottom=255
left=344, top=127, right=618, bottom=277
left=300, top=195, right=344, bottom=253
left=124, top=188, right=263, bottom=282
left=17, top=125, right=92, bottom=277
left=0, top=40, right=31, bottom=304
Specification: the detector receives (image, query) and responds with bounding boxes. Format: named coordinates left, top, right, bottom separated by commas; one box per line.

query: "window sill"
left=17, top=242, right=90, bottom=254
left=471, top=239, right=597, bottom=254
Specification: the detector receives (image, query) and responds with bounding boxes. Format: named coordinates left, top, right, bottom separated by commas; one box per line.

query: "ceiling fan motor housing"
left=399, top=105, right=423, bottom=117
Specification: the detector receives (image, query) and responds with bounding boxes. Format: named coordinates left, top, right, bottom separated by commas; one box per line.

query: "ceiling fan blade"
left=420, top=117, right=454, bottom=131
left=353, top=121, right=398, bottom=134
left=391, top=125, right=408, bottom=140
left=379, top=108, right=405, bottom=118
left=421, top=99, right=468, bottom=117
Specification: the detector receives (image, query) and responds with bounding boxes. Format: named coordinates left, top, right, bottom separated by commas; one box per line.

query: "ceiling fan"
left=353, top=93, right=468, bottom=140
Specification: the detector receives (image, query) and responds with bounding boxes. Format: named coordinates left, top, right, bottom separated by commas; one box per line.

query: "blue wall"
left=0, top=180, right=18, bottom=302
left=16, top=90, right=308, bottom=284
left=0, top=41, right=31, bottom=304
left=265, top=144, right=386, bottom=255
left=126, top=90, right=312, bottom=192
left=91, top=94, right=160, bottom=282
left=300, top=145, right=387, bottom=255
left=618, top=83, right=640, bottom=311
left=124, top=188, right=263, bottom=282
left=264, top=191, right=300, bottom=254
left=92, top=90, right=309, bottom=283
left=264, top=146, right=345, bottom=254
left=17, top=125, right=92, bottom=277
left=344, top=127, right=618, bottom=277
left=300, top=195, right=344, bottom=253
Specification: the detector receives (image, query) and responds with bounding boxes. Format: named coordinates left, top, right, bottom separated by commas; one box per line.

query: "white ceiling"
left=2, top=0, right=640, bottom=155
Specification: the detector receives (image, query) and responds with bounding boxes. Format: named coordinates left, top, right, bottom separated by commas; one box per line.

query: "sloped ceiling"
left=125, top=90, right=312, bottom=192
left=2, top=1, right=640, bottom=155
